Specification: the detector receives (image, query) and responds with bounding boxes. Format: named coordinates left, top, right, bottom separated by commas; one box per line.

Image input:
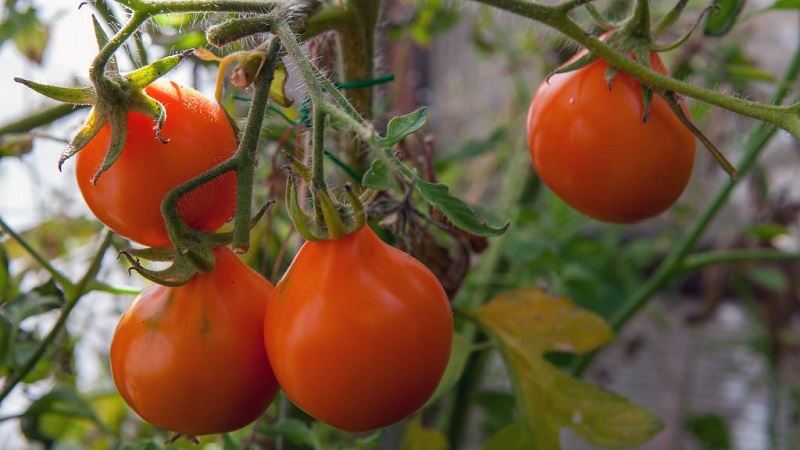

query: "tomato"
left=76, top=80, right=238, bottom=247
left=264, top=226, right=453, bottom=432
left=110, top=246, right=278, bottom=436
left=526, top=47, right=696, bottom=223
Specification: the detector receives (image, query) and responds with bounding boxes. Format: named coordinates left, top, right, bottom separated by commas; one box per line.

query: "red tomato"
left=110, top=247, right=278, bottom=436
left=264, top=226, right=453, bottom=432
left=526, top=47, right=696, bottom=223
left=76, top=80, right=238, bottom=247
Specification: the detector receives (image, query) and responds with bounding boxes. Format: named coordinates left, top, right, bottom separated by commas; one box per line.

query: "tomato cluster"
left=526, top=47, right=696, bottom=223
left=78, top=80, right=453, bottom=436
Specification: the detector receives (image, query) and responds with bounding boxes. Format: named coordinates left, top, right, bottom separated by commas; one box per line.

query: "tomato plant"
left=76, top=80, right=239, bottom=247
left=526, top=48, right=697, bottom=223
left=110, top=246, right=278, bottom=436
left=263, top=225, right=453, bottom=432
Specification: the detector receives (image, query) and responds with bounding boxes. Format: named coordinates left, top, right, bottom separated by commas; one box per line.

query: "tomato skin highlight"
left=264, top=226, right=453, bottom=432
left=76, top=80, right=238, bottom=247
left=110, top=247, right=279, bottom=436
left=526, top=51, right=696, bottom=223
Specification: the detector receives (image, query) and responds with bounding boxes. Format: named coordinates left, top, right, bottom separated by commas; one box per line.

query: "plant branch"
left=568, top=28, right=800, bottom=376
left=469, top=0, right=800, bottom=138
left=680, top=249, right=800, bottom=274
left=0, top=230, right=115, bottom=404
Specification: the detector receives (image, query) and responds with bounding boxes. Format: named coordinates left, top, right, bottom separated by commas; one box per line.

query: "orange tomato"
left=264, top=226, right=453, bottom=432
left=110, top=247, right=278, bottom=435
left=527, top=46, right=696, bottom=223
left=76, top=80, right=238, bottom=247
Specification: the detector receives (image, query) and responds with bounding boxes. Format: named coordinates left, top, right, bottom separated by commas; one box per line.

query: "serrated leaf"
left=704, top=0, right=746, bottom=36
left=416, top=180, right=508, bottom=237
left=402, top=415, right=448, bottom=450
left=470, top=288, right=662, bottom=449
left=261, top=418, right=320, bottom=447
left=362, top=159, right=392, bottom=190
left=381, top=107, right=428, bottom=147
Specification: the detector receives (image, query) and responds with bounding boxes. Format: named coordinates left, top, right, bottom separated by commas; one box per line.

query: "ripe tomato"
left=110, top=246, right=278, bottom=436
left=526, top=47, right=696, bottom=223
left=264, top=226, right=453, bottom=432
left=76, top=80, right=238, bottom=247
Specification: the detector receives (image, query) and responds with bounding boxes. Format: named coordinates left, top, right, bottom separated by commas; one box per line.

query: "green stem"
left=0, top=104, right=87, bottom=137
left=231, top=37, right=283, bottom=252
left=569, top=28, right=800, bottom=376
left=89, top=11, right=149, bottom=86
left=468, top=0, right=800, bottom=138
left=680, top=249, right=800, bottom=274
left=0, top=216, right=72, bottom=291
left=0, top=230, right=115, bottom=404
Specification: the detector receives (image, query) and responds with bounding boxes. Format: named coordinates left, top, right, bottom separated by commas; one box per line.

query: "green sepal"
left=549, top=52, right=598, bottom=81
left=125, top=49, right=195, bottom=88
left=121, top=250, right=199, bottom=287
left=13, top=78, right=94, bottom=105
left=284, top=169, right=324, bottom=242
left=128, top=90, right=167, bottom=142
left=282, top=150, right=312, bottom=183
left=91, top=16, right=117, bottom=75
left=92, top=112, right=128, bottom=184
left=603, top=65, right=618, bottom=89
left=632, top=45, right=653, bottom=122
left=315, top=188, right=348, bottom=240
left=58, top=109, right=106, bottom=170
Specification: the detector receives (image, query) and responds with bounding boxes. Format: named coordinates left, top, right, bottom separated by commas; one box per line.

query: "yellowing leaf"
left=468, top=288, right=663, bottom=450
left=476, top=288, right=613, bottom=354
left=402, top=415, right=448, bottom=450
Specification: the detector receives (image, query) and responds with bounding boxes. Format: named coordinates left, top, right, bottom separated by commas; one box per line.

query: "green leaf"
left=416, top=180, right=508, bottom=237
left=427, top=333, right=476, bottom=405
left=362, top=159, right=392, bottom=190
left=20, top=386, right=105, bottom=445
left=381, top=107, right=428, bottom=147
left=435, top=128, right=506, bottom=165
left=468, top=289, right=663, bottom=449
left=704, top=0, right=746, bottom=36
left=261, top=418, right=320, bottom=447
left=401, top=415, right=448, bottom=450
left=745, top=266, right=789, bottom=293
left=484, top=422, right=537, bottom=450
left=684, top=413, right=732, bottom=450
left=771, top=0, right=800, bottom=8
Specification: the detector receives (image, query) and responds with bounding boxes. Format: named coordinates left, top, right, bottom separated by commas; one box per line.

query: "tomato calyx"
left=120, top=201, right=273, bottom=286
left=284, top=164, right=372, bottom=242
left=14, top=16, right=193, bottom=183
